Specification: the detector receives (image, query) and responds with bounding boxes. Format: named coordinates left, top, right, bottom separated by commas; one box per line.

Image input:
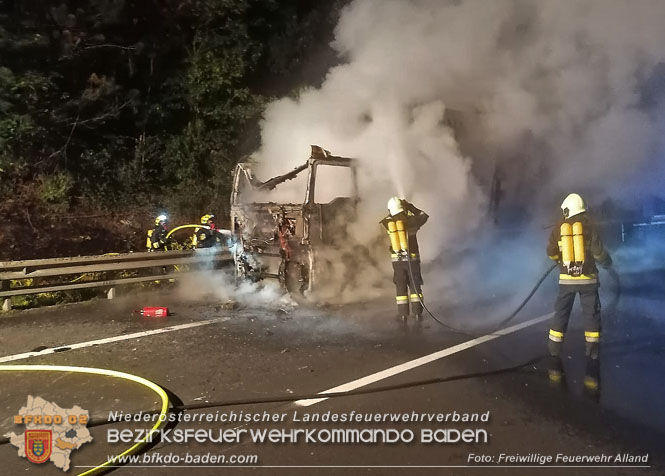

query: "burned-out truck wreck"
left=230, top=145, right=359, bottom=296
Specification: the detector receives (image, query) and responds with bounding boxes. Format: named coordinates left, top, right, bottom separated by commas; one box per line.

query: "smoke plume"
left=251, top=0, right=665, bottom=303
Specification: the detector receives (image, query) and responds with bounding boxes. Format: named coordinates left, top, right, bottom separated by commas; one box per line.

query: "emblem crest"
left=25, top=430, right=52, bottom=464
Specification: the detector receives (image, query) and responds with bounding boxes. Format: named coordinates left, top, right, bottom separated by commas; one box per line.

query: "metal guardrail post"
left=1, top=279, right=10, bottom=311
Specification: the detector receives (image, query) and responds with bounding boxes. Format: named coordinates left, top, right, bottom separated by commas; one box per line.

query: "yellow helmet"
left=201, top=214, right=215, bottom=225
left=561, top=193, right=587, bottom=219
left=387, top=197, right=404, bottom=216
left=155, top=214, right=168, bottom=226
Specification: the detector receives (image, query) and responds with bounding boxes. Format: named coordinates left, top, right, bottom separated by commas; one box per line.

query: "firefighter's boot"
left=583, top=357, right=600, bottom=402
left=547, top=356, right=565, bottom=389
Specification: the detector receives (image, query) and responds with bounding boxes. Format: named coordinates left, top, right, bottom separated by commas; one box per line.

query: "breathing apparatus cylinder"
left=146, top=230, right=154, bottom=250
left=572, top=222, right=585, bottom=263
left=387, top=221, right=401, bottom=253
left=560, top=223, right=574, bottom=267
left=396, top=219, right=409, bottom=252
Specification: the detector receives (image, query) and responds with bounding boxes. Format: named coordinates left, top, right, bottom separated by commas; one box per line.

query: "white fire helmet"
left=155, top=214, right=168, bottom=226
left=387, top=197, right=405, bottom=216
left=561, top=193, right=587, bottom=219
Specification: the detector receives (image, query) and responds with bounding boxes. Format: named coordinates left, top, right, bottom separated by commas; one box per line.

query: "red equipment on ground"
left=140, top=307, right=169, bottom=317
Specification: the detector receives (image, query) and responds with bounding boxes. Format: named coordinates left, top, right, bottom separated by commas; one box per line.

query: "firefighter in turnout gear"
left=194, top=214, right=217, bottom=249
left=546, top=193, right=612, bottom=360
left=380, top=197, right=429, bottom=321
left=147, top=214, right=170, bottom=251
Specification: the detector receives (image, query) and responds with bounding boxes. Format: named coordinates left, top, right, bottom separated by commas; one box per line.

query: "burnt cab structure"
left=230, top=145, right=359, bottom=295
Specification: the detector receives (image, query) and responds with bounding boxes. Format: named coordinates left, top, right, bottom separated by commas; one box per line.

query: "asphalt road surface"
left=1, top=267, right=664, bottom=476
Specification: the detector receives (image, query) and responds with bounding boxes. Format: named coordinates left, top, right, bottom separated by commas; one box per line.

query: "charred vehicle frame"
left=230, top=145, right=359, bottom=295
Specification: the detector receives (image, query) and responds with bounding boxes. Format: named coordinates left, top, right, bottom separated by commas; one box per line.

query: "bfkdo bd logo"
left=26, top=429, right=52, bottom=464
left=6, top=396, right=93, bottom=472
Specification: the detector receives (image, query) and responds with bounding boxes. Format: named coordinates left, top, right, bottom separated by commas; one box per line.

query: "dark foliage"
left=0, top=0, right=345, bottom=257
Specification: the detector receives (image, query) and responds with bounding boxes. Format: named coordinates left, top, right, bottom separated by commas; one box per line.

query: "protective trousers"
left=548, top=283, right=601, bottom=359
left=392, top=260, right=423, bottom=317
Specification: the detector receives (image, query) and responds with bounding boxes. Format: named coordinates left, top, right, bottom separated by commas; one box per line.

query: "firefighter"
left=147, top=214, right=170, bottom=251
left=546, top=193, right=612, bottom=360
left=380, top=197, right=429, bottom=321
left=194, top=214, right=218, bottom=249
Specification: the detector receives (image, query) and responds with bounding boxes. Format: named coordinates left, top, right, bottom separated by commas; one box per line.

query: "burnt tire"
left=284, top=260, right=307, bottom=295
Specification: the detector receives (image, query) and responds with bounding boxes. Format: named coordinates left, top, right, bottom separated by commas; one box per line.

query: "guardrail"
left=0, top=250, right=233, bottom=311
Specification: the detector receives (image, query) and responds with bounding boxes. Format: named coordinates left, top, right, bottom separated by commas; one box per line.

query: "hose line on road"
left=0, top=263, right=622, bottom=473
left=407, top=258, right=620, bottom=337
left=489, top=262, right=558, bottom=331
left=0, top=355, right=545, bottom=439
left=144, top=258, right=620, bottom=415
left=406, top=254, right=558, bottom=336
left=174, top=355, right=545, bottom=412
left=0, top=260, right=600, bottom=471
left=0, top=364, right=171, bottom=476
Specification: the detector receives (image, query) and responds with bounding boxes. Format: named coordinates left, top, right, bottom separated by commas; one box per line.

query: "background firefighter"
left=546, top=193, right=612, bottom=360
left=194, top=214, right=218, bottom=249
left=380, top=197, right=429, bottom=321
left=147, top=214, right=170, bottom=251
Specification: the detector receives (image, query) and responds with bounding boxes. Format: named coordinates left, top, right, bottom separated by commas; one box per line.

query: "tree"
left=0, top=0, right=346, bottom=257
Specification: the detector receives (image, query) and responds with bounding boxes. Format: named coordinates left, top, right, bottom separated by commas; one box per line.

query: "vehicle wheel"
left=284, top=261, right=307, bottom=295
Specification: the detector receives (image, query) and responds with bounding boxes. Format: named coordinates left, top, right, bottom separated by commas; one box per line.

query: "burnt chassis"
left=230, top=146, right=359, bottom=295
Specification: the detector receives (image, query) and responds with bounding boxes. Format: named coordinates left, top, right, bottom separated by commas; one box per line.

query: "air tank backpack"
left=559, top=222, right=585, bottom=276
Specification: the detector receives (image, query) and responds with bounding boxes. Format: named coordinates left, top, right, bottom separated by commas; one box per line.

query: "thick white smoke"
left=252, top=0, right=665, bottom=304
left=178, top=269, right=298, bottom=308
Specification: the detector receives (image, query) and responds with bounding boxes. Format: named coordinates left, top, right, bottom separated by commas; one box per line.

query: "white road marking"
left=1, top=311, right=553, bottom=407
left=295, top=313, right=553, bottom=406
left=0, top=317, right=229, bottom=363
